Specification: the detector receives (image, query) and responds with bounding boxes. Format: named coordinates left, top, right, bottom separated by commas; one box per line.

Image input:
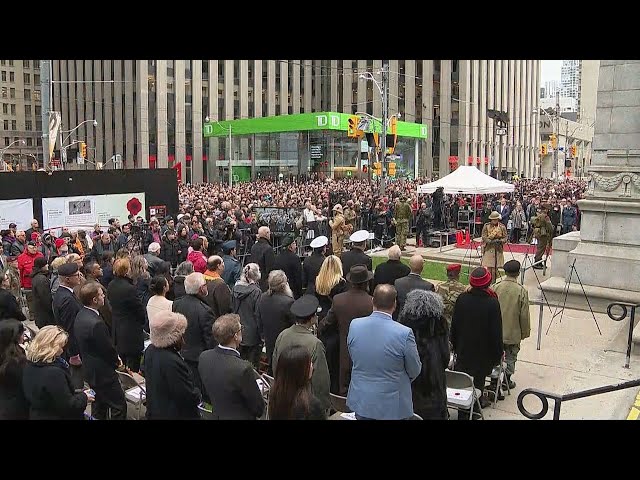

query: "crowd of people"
left=0, top=174, right=579, bottom=420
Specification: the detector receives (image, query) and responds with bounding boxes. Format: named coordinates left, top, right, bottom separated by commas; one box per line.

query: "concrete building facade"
left=48, top=60, right=540, bottom=181
left=0, top=60, right=42, bottom=169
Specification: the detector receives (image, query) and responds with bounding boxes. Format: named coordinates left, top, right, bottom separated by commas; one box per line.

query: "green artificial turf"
left=371, top=256, right=470, bottom=284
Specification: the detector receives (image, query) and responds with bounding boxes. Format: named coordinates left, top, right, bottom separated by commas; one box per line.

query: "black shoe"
left=486, top=389, right=505, bottom=402
left=503, top=378, right=516, bottom=390
left=479, top=396, right=492, bottom=409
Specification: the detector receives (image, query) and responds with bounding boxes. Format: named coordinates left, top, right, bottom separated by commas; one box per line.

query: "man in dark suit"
left=302, top=236, right=327, bottom=295
left=249, top=226, right=276, bottom=292
left=198, top=313, right=265, bottom=420
left=273, top=235, right=303, bottom=299
left=320, top=265, right=374, bottom=395
left=340, top=230, right=372, bottom=281
left=74, top=282, right=127, bottom=420
left=496, top=197, right=511, bottom=230
left=393, top=255, right=434, bottom=320
left=372, top=245, right=410, bottom=291
left=172, top=272, right=217, bottom=400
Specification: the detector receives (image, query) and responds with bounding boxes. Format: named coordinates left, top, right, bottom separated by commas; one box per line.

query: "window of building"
left=1, top=104, right=6, bottom=114
left=0, top=61, right=4, bottom=66
left=23, top=60, right=30, bottom=68
left=25, top=120, right=32, bottom=131
left=25, top=105, right=31, bottom=115
left=3, top=120, right=8, bottom=130
left=8, top=60, right=13, bottom=66
left=34, top=74, right=40, bottom=85
left=24, top=89, right=30, bottom=100
left=11, top=120, right=16, bottom=130
left=1, top=71, right=5, bottom=81
left=9, top=72, right=14, bottom=82
left=24, top=73, right=30, bottom=83
left=35, top=105, right=41, bottom=115
left=10, top=88, right=15, bottom=99
left=4, top=137, right=9, bottom=145
left=33, top=90, right=40, bottom=102
left=1, top=87, right=6, bottom=98
left=10, top=104, right=15, bottom=115
left=36, top=119, right=41, bottom=131
left=26, top=138, right=32, bottom=146
left=36, top=137, right=42, bottom=147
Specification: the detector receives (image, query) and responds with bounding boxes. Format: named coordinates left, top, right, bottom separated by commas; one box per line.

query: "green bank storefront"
left=202, top=112, right=428, bottom=182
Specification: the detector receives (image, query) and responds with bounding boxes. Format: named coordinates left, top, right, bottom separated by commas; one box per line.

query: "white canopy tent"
left=417, top=166, right=515, bottom=195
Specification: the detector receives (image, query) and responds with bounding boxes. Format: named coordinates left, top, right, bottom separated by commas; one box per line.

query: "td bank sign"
left=315, top=114, right=342, bottom=128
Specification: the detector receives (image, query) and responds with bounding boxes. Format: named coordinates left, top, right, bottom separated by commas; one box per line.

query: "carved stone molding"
left=588, top=172, right=640, bottom=197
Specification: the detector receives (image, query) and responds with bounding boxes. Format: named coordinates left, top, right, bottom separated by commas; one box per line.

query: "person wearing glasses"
left=198, top=314, right=265, bottom=420
left=52, top=263, right=84, bottom=376
left=271, top=295, right=330, bottom=414
left=22, top=325, right=94, bottom=420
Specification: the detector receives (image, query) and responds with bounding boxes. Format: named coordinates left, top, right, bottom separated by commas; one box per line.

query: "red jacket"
left=17, top=250, right=44, bottom=289
left=187, top=250, right=207, bottom=274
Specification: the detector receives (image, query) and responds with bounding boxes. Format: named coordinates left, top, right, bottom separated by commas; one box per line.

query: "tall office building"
left=0, top=60, right=42, bottom=169
left=49, top=60, right=540, bottom=181
left=561, top=60, right=581, bottom=100
left=543, top=80, right=560, bottom=99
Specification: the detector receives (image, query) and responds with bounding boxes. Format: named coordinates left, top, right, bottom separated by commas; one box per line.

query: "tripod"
left=546, top=258, right=601, bottom=335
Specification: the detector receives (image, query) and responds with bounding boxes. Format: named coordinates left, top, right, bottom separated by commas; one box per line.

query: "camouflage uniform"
left=344, top=207, right=356, bottom=231
left=436, top=279, right=467, bottom=329
left=532, top=212, right=554, bottom=265
left=394, top=200, right=412, bottom=249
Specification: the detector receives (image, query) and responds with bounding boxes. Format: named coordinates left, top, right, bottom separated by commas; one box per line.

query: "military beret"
left=58, top=263, right=79, bottom=277
left=222, top=240, right=236, bottom=252
left=503, top=260, right=521, bottom=274
left=447, top=263, right=462, bottom=273
left=281, top=235, right=295, bottom=248
left=290, top=295, right=320, bottom=320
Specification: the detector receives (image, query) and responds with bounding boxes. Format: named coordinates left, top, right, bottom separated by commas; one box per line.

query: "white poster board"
left=0, top=199, right=35, bottom=231
left=42, top=192, right=146, bottom=236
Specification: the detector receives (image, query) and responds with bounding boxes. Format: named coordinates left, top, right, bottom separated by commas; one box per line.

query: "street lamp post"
left=58, top=119, right=98, bottom=169
left=359, top=63, right=389, bottom=196
left=205, top=116, right=233, bottom=188
left=0, top=139, right=26, bottom=172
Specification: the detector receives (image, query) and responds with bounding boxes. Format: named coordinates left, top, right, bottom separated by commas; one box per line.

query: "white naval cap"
left=310, top=236, right=328, bottom=249
left=350, top=230, right=369, bottom=243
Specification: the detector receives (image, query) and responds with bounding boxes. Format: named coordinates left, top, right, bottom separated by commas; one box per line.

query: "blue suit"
left=346, top=311, right=422, bottom=420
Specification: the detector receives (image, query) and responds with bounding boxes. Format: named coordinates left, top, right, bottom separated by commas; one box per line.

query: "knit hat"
left=150, top=311, right=188, bottom=348
left=33, top=257, right=48, bottom=271
left=469, top=267, right=492, bottom=289
left=55, top=238, right=66, bottom=249
left=31, top=232, right=40, bottom=241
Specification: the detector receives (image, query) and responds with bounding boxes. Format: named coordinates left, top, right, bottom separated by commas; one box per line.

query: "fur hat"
left=150, top=311, right=188, bottom=348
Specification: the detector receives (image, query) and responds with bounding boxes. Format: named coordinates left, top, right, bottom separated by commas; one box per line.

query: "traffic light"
left=373, top=162, right=382, bottom=176
left=362, top=165, right=368, bottom=173
left=80, top=142, right=87, bottom=158
left=570, top=145, right=577, bottom=157
left=388, top=162, right=396, bottom=176
left=347, top=115, right=359, bottom=138
left=541, top=144, right=548, bottom=155
left=389, top=116, right=398, bottom=135
left=550, top=134, right=557, bottom=149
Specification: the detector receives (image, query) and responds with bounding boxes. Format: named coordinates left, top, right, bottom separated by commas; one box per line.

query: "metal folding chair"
left=116, top=370, right=146, bottom=420
left=329, top=393, right=351, bottom=414
left=485, top=353, right=511, bottom=407
left=446, top=369, right=484, bottom=420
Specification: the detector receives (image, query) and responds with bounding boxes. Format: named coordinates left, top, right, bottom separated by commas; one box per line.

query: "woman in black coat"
left=30, top=258, right=55, bottom=328
left=398, top=290, right=449, bottom=420
left=22, top=325, right=92, bottom=420
left=176, top=226, right=190, bottom=265
left=143, top=310, right=201, bottom=419
left=451, top=267, right=503, bottom=408
left=0, top=320, right=29, bottom=419
left=107, top=258, right=146, bottom=372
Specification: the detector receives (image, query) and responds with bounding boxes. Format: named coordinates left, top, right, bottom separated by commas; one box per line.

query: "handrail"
left=518, top=379, right=640, bottom=420
left=607, top=302, right=639, bottom=368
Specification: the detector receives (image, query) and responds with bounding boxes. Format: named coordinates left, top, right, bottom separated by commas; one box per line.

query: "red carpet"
left=454, top=241, right=551, bottom=256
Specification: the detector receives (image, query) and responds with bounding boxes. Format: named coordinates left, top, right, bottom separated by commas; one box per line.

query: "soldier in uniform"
left=531, top=204, right=554, bottom=269
left=343, top=200, right=357, bottom=232
left=481, top=211, right=508, bottom=284
left=394, top=195, right=412, bottom=251
left=435, top=263, right=466, bottom=329
left=340, top=229, right=373, bottom=280
left=220, top=240, right=242, bottom=288
left=494, top=260, right=530, bottom=390
left=303, top=236, right=327, bottom=295
left=329, top=204, right=350, bottom=258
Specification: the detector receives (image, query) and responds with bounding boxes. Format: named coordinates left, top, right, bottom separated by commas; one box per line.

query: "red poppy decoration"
left=127, top=197, right=143, bottom=216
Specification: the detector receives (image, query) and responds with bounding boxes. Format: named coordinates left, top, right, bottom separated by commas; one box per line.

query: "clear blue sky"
left=541, top=60, right=562, bottom=84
